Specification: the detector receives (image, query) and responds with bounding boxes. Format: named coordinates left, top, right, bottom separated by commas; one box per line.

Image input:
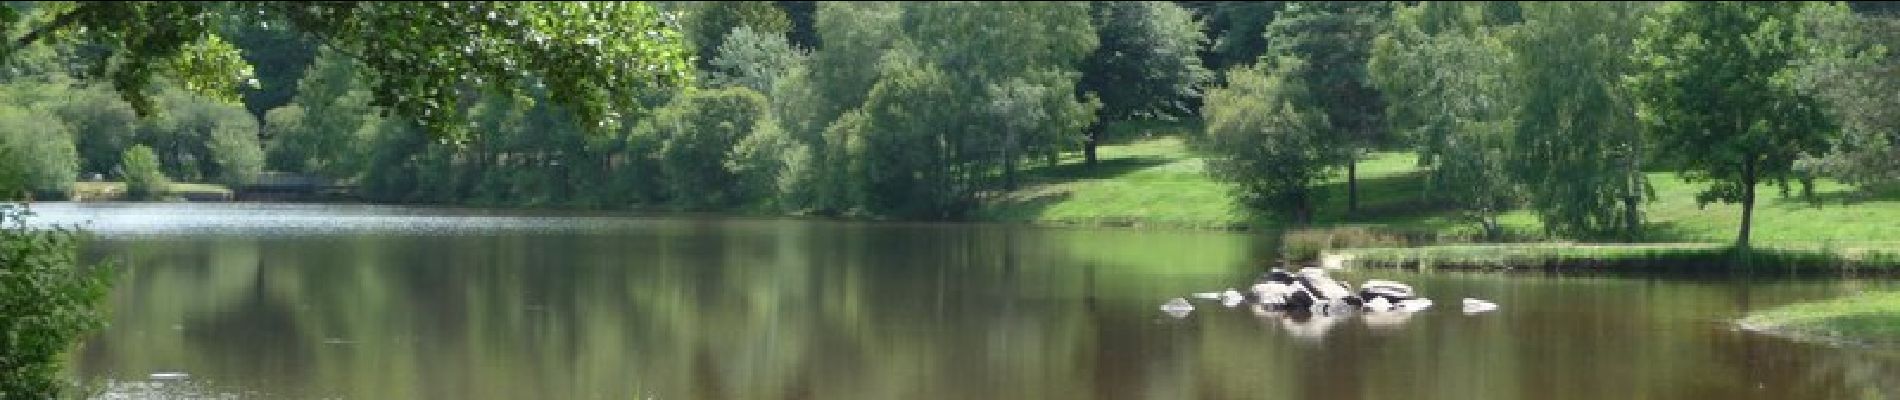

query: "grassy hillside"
left=979, top=124, right=1900, bottom=253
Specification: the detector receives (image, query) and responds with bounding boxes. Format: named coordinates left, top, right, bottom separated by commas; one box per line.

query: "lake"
left=28, top=202, right=1900, bottom=399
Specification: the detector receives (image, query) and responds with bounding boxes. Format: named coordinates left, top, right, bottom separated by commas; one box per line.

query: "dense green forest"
left=0, top=1, right=1895, bottom=243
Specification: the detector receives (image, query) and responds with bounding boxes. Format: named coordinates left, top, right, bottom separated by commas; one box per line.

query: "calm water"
left=28, top=202, right=1900, bottom=399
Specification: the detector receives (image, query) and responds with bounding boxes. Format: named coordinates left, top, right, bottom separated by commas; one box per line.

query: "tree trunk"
left=1347, top=157, right=1359, bottom=215
left=1296, top=192, right=1313, bottom=225
left=1004, top=127, right=1018, bottom=191
left=1622, top=194, right=1641, bottom=242
left=1083, top=123, right=1100, bottom=166
left=1738, top=160, right=1756, bottom=249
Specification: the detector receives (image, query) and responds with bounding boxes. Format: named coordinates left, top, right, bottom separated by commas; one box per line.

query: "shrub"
left=120, top=145, right=169, bottom=200
left=0, top=204, right=112, bottom=397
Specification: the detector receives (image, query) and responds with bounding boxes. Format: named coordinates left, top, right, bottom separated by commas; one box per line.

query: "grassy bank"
left=1329, top=243, right=1900, bottom=275
left=979, top=122, right=1900, bottom=264
left=71, top=181, right=233, bottom=201
left=977, top=125, right=1448, bottom=231
left=1741, top=291, right=1900, bottom=346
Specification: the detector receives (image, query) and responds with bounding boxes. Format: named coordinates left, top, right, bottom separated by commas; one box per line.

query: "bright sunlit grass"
left=1741, top=290, right=1900, bottom=345
left=985, top=120, right=1900, bottom=250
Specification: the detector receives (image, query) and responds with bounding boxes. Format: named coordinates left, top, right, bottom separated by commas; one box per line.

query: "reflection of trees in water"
left=76, top=222, right=1900, bottom=399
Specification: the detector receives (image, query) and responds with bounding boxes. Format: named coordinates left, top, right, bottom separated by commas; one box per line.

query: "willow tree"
left=1508, top=2, right=1652, bottom=240
left=1628, top=1, right=1847, bottom=248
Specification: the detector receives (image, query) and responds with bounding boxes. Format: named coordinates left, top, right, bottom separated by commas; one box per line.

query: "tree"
left=0, top=2, right=694, bottom=142
left=0, top=203, right=110, bottom=398
left=209, top=116, right=264, bottom=186
left=217, top=10, right=319, bottom=123
left=1203, top=60, right=1333, bottom=224
left=265, top=47, right=374, bottom=179
left=137, top=87, right=261, bottom=183
left=842, top=61, right=965, bottom=218
left=901, top=0, right=1098, bottom=196
left=1183, top=1, right=1284, bottom=73
left=1263, top=1, right=1392, bottom=216
left=46, top=84, right=138, bottom=177
left=677, top=1, right=793, bottom=71
left=708, top=26, right=808, bottom=95
left=1369, top=2, right=1526, bottom=239
left=638, top=87, right=778, bottom=209
left=1797, top=12, right=1900, bottom=187
left=1628, top=1, right=1847, bottom=248
left=120, top=144, right=168, bottom=200
left=1079, top=1, right=1211, bottom=165
left=775, top=1, right=819, bottom=49
left=1508, top=2, right=1653, bottom=239
left=0, top=105, right=79, bottom=199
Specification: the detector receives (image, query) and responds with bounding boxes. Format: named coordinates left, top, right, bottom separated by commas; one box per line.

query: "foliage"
left=46, top=84, right=138, bottom=177
left=1, top=1, right=695, bottom=142
left=1507, top=2, right=1653, bottom=239
left=1081, top=1, right=1210, bottom=123
left=137, top=87, right=261, bottom=184
left=217, top=10, right=318, bottom=122
left=265, top=47, right=374, bottom=179
left=708, top=26, right=808, bottom=95
left=1797, top=13, right=1900, bottom=187
left=0, top=204, right=110, bottom=399
left=0, top=105, right=78, bottom=199
left=1262, top=1, right=1393, bottom=213
left=119, top=144, right=167, bottom=200
left=1628, top=1, right=1847, bottom=247
left=640, top=87, right=778, bottom=210
left=1203, top=61, right=1334, bottom=223
left=730, top=117, right=811, bottom=212
left=1188, top=1, right=1283, bottom=73
left=1370, top=2, right=1522, bottom=239
left=840, top=62, right=965, bottom=218
left=676, top=1, right=792, bottom=70
left=1079, top=1, right=1209, bottom=162
left=208, top=116, right=263, bottom=186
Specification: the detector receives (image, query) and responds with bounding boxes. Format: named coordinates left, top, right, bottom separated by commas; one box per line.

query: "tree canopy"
left=1, top=1, right=695, bottom=142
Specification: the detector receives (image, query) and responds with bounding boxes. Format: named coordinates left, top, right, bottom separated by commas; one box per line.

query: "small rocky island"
left=1161, top=267, right=1497, bottom=323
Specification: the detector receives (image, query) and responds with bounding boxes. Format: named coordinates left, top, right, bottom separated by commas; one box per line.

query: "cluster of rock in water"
left=1159, top=267, right=1498, bottom=320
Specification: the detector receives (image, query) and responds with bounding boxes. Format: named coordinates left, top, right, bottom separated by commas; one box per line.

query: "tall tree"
left=1181, top=1, right=1284, bottom=73
left=1369, top=2, right=1520, bottom=239
left=1262, top=1, right=1391, bottom=216
left=1797, top=12, right=1900, bottom=187
left=1078, top=1, right=1211, bottom=165
left=1628, top=1, right=1847, bottom=248
left=676, top=1, right=792, bottom=71
left=708, top=26, right=807, bottom=95
left=265, top=47, right=374, bottom=179
left=1508, top=2, right=1653, bottom=239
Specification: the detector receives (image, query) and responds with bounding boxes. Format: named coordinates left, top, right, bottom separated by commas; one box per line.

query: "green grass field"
left=979, top=122, right=1900, bottom=254
left=1740, top=290, right=1900, bottom=346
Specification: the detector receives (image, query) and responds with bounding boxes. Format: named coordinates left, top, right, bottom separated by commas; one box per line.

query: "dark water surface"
left=30, top=202, right=1900, bottom=399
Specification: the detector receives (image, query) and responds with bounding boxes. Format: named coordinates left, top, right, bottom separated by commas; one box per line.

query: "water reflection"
left=31, top=203, right=1900, bottom=399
